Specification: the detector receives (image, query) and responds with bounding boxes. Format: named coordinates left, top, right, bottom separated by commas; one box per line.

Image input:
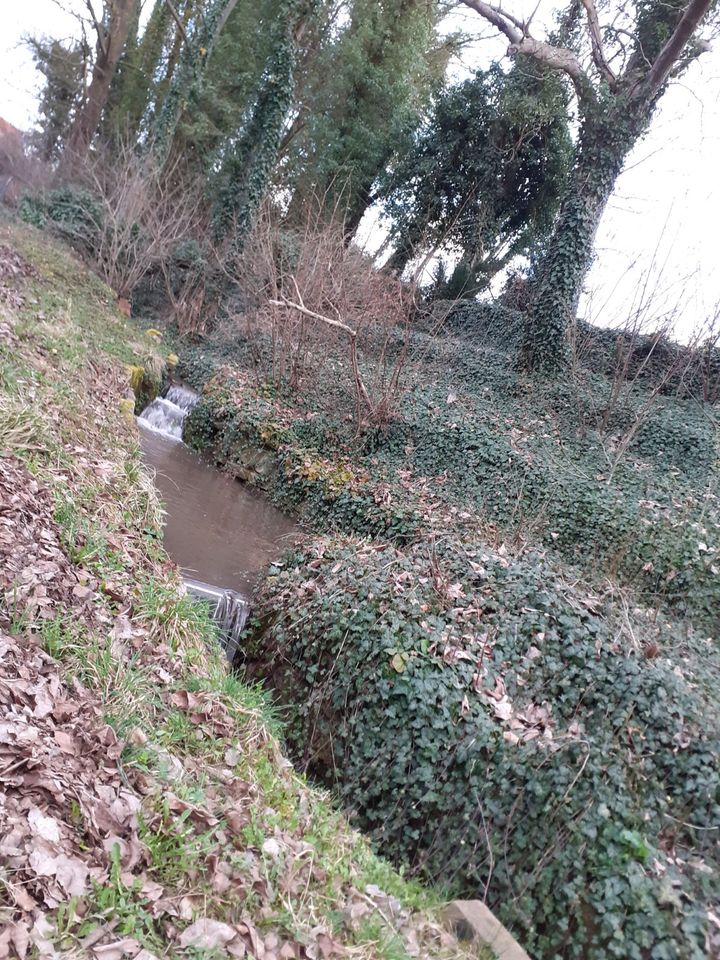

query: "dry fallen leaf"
left=28, top=808, right=61, bottom=843
left=93, top=939, right=140, bottom=960
left=179, top=918, right=238, bottom=950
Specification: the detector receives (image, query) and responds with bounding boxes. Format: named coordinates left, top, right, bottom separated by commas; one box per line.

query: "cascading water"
left=138, top=383, right=199, bottom=440
left=137, top=381, right=297, bottom=662
left=184, top=579, right=251, bottom=662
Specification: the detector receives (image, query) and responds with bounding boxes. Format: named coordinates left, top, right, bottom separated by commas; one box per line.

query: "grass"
left=0, top=218, right=488, bottom=959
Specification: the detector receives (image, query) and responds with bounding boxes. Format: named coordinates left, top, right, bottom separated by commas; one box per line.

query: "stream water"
left=137, top=384, right=298, bottom=654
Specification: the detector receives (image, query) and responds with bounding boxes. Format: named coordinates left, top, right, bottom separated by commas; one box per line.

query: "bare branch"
left=270, top=292, right=358, bottom=339
left=460, top=0, right=522, bottom=44
left=85, top=0, right=108, bottom=57
left=270, top=285, right=379, bottom=419
left=579, top=0, right=617, bottom=86
left=640, top=0, right=714, bottom=98
left=460, top=0, right=589, bottom=97
left=164, top=0, right=188, bottom=44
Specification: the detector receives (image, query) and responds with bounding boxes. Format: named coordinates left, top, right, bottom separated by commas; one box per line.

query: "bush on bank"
left=247, top=535, right=720, bottom=960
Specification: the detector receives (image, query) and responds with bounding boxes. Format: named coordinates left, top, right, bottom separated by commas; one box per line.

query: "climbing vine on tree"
left=460, top=0, right=718, bottom=373
left=210, top=0, right=315, bottom=241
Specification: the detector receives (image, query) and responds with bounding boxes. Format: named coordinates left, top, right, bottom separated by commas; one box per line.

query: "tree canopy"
left=381, top=59, right=572, bottom=296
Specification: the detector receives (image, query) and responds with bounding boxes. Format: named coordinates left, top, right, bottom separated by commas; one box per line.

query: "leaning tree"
left=61, top=0, right=139, bottom=167
left=380, top=60, right=572, bottom=299
left=460, top=0, right=717, bottom=372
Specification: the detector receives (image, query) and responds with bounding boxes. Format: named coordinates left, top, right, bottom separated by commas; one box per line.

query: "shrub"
left=229, top=204, right=416, bottom=429
left=19, top=144, right=204, bottom=300
left=19, top=184, right=103, bottom=258
left=248, top=535, right=720, bottom=960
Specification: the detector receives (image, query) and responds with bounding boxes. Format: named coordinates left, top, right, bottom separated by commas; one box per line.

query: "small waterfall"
left=137, top=380, right=281, bottom=663
left=184, top=578, right=250, bottom=662
left=138, top=383, right=198, bottom=441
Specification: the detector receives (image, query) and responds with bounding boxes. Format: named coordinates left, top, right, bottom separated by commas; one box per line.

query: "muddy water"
left=138, top=423, right=298, bottom=596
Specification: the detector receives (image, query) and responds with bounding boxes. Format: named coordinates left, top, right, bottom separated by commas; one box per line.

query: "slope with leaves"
left=0, top=220, right=486, bottom=960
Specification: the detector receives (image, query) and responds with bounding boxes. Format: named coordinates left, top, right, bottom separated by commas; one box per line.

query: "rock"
left=443, top=901, right=530, bottom=960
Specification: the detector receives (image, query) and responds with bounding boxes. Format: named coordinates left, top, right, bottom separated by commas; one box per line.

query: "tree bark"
left=62, top=0, right=137, bottom=165
left=525, top=99, right=645, bottom=371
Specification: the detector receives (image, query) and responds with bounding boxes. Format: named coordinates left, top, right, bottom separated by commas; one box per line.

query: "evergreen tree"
left=27, top=38, right=88, bottom=161
left=102, top=0, right=174, bottom=140
left=381, top=59, right=572, bottom=297
left=283, top=0, right=450, bottom=233
left=151, top=0, right=244, bottom=163
left=211, top=0, right=315, bottom=241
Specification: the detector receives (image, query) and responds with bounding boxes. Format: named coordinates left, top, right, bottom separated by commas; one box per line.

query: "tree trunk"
left=211, top=25, right=297, bottom=241
left=111, top=0, right=173, bottom=139
left=151, top=0, right=236, bottom=165
left=212, top=1, right=315, bottom=243
left=62, top=0, right=137, bottom=165
left=523, top=98, right=646, bottom=372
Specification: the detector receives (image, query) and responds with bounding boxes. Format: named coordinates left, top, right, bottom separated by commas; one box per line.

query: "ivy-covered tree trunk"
left=152, top=0, right=234, bottom=164
left=62, top=0, right=138, bottom=165
left=211, top=0, right=312, bottom=243
left=524, top=98, right=646, bottom=372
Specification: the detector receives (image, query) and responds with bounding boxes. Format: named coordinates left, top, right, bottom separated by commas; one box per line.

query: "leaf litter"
left=0, top=225, right=476, bottom=960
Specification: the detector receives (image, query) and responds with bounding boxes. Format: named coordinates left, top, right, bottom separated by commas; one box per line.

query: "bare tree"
left=460, top=0, right=717, bottom=372
left=62, top=0, right=139, bottom=166
left=77, top=140, right=204, bottom=298
left=231, top=202, right=415, bottom=430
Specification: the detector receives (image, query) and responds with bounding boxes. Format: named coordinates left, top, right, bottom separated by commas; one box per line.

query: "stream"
left=137, top=384, right=298, bottom=656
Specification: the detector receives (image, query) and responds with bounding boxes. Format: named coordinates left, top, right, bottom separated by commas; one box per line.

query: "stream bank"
left=0, top=221, right=485, bottom=960
left=163, top=295, right=720, bottom=959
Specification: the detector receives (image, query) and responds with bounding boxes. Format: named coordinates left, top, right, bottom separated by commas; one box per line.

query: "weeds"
left=0, top=395, right=47, bottom=453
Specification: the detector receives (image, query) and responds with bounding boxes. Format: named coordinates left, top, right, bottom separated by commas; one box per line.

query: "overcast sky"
left=1, top=0, right=718, bottom=339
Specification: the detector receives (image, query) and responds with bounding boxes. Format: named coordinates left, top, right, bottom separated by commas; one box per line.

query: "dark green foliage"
left=211, top=0, right=307, bottom=241
left=156, top=0, right=278, bottom=169
left=152, top=0, right=237, bottom=162
left=381, top=59, right=572, bottom=292
left=249, top=535, right=719, bottom=959
left=103, top=0, right=173, bottom=139
left=284, top=0, right=446, bottom=232
left=27, top=38, right=88, bottom=162
left=19, top=186, right=102, bottom=259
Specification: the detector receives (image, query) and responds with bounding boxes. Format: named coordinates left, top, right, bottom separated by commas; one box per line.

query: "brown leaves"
left=0, top=459, right=86, bottom=626
left=0, top=243, right=34, bottom=309
left=179, top=919, right=238, bottom=950
left=0, top=627, right=144, bottom=921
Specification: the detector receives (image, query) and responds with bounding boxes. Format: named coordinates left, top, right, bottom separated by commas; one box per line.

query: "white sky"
left=1, top=0, right=719, bottom=339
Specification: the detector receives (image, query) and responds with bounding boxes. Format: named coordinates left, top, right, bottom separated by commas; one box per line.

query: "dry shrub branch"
left=232, top=204, right=415, bottom=429
left=77, top=141, right=205, bottom=299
